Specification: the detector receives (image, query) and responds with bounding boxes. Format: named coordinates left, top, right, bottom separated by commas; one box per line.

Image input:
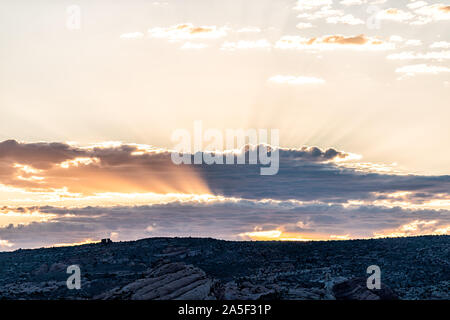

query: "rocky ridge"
left=0, top=235, right=448, bottom=300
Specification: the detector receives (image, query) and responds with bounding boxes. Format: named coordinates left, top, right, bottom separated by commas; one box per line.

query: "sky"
left=0, top=0, right=449, bottom=250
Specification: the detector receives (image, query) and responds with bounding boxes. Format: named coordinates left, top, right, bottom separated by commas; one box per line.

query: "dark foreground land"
left=0, top=236, right=448, bottom=300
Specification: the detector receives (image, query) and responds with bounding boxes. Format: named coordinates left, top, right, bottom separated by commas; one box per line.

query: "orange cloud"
left=239, top=226, right=351, bottom=241
left=374, top=220, right=450, bottom=238
left=322, top=34, right=368, bottom=45
left=0, top=239, right=14, bottom=248
left=275, top=34, right=394, bottom=51
left=377, top=8, right=415, bottom=22
left=148, top=23, right=228, bottom=40
left=0, top=208, right=55, bottom=227
left=53, top=238, right=98, bottom=247
left=0, top=140, right=210, bottom=197
left=413, top=4, right=450, bottom=24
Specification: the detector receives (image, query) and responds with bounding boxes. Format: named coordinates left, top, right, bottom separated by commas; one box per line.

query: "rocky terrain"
left=0, top=236, right=448, bottom=300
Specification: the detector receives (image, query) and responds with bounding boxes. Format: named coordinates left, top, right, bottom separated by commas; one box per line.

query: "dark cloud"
left=1, top=139, right=450, bottom=205
left=1, top=201, right=449, bottom=249
left=0, top=140, right=83, bottom=169
left=321, top=34, right=368, bottom=45
left=201, top=160, right=450, bottom=203
left=0, top=140, right=209, bottom=194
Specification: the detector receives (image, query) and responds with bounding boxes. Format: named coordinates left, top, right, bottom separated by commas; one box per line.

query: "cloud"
left=0, top=140, right=210, bottom=197
left=297, top=7, right=344, bottom=20
left=1, top=200, right=449, bottom=249
left=0, top=141, right=359, bottom=208
left=326, top=14, right=364, bottom=25
left=416, top=4, right=450, bottom=18
left=387, top=51, right=450, bottom=61
left=374, top=220, right=450, bottom=238
left=278, top=146, right=353, bottom=162
left=389, top=35, right=405, bottom=42
left=395, top=64, right=450, bottom=75
left=0, top=207, right=55, bottom=227
left=275, top=34, right=394, bottom=51
left=407, top=1, right=427, bottom=10
left=387, top=36, right=422, bottom=49
left=0, top=239, right=13, bottom=248
left=296, top=22, right=314, bottom=29
left=221, top=40, right=271, bottom=51
left=430, top=41, right=450, bottom=49
left=376, top=8, right=416, bottom=22
left=412, top=4, right=450, bottom=24
left=3, top=141, right=450, bottom=210
left=294, top=0, right=333, bottom=11
left=340, top=0, right=365, bottom=6
left=0, top=140, right=85, bottom=169
left=148, top=23, right=228, bottom=41
left=268, top=75, right=325, bottom=85
left=405, top=39, right=423, bottom=46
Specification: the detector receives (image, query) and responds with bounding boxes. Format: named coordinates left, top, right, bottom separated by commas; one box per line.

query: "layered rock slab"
left=97, top=262, right=214, bottom=300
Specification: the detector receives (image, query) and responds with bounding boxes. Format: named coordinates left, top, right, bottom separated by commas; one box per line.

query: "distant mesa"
left=101, top=238, right=113, bottom=245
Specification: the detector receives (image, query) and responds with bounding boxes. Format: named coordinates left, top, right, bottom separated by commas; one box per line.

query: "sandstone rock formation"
left=332, top=277, right=398, bottom=300
left=97, top=261, right=215, bottom=300
left=221, top=281, right=277, bottom=300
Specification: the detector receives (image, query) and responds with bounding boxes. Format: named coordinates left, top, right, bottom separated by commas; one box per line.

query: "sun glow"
left=13, top=164, right=42, bottom=174
left=239, top=228, right=351, bottom=241
left=59, top=157, right=100, bottom=168
left=0, top=209, right=56, bottom=227
left=374, top=220, right=450, bottom=238
left=52, top=238, right=98, bottom=247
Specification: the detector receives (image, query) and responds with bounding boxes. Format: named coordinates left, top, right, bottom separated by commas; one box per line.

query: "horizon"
left=2, top=232, right=449, bottom=253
